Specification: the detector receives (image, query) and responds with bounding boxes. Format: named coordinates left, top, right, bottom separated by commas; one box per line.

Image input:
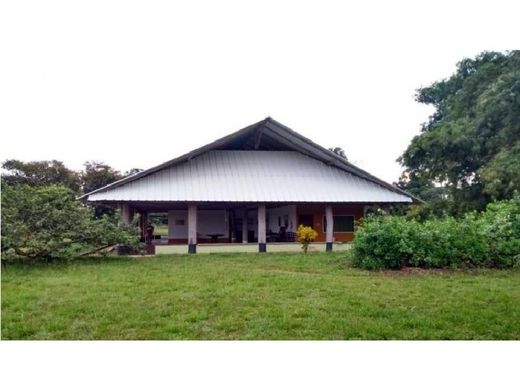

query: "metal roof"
left=81, top=117, right=418, bottom=203
left=87, top=150, right=412, bottom=203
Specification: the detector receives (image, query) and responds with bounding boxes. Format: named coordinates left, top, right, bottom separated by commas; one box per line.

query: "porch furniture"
left=266, top=232, right=279, bottom=242
left=206, top=233, right=225, bottom=243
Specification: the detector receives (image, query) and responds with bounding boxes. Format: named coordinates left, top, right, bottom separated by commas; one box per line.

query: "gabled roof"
left=81, top=117, right=416, bottom=203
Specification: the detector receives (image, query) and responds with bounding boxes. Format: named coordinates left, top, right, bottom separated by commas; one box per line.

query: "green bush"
left=352, top=198, right=520, bottom=270
left=1, top=184, right=140, bottom=261
left=352, top=216, right=422, bottom=269
left=480, top=198, right=520, bottom=267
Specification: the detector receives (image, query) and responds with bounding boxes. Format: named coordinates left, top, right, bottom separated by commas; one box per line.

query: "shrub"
left=352, top=198, right=520, bottom=270
left=480, top=197, right=520, bottom=267
left=296, top=225, right=318, bottom=253
left=352, top=216, right=427, bottom=269
left=1, top=184, right=140, bottom=261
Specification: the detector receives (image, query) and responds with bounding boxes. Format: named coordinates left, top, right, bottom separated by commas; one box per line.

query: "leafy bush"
left=480, top=198, right=520, bottom=267
left=1, top=184, right=140, bottom=261
left=296, top=225, right=318, bottom=253
left=352, top=198, right=520, bottom=270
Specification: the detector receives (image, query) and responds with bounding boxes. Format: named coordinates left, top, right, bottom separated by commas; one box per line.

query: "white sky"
left=1, top=0, right=518, bottom=183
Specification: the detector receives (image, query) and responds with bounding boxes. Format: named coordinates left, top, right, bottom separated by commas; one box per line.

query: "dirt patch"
left=381, top=267, right=453, bottom=276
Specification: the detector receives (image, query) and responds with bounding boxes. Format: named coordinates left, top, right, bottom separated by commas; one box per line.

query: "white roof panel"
left=87, top=151, right=412, bottom=203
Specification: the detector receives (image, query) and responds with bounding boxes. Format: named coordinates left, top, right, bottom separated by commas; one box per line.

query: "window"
left=322, top=215, right=354, bottom=233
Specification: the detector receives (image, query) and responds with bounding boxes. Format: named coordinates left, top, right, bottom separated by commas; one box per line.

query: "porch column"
left=258, top=204, right=266, bottom=252
left=242, top=208, right=248, bottom=244
left=120, top=203, right=132, bottom=224
left=140, top=211, right=148, bottom=240
left=188, top=204, right=197, bottom=253
left=289, top=205, right=298, bottom=234
left=325, top=205, right=334, bottom=252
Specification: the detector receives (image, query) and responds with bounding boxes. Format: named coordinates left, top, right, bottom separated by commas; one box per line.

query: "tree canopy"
left=1, top=159, right=81, bottom=193
left=398, top=50, right=520, bottom=215
left=81, top=161, right=124, bottom=194
left=1, top=158, right=141, bottom=197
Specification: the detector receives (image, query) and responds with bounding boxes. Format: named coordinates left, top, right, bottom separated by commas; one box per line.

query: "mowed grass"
left=2, top=252, right=520, bottom=340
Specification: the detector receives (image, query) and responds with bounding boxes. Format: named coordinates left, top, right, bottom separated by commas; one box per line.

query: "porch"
left=119, top=201, right=376, bottom=254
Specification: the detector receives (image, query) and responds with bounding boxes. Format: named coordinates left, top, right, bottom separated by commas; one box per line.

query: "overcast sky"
left=1, top=1, right=518, bottom=183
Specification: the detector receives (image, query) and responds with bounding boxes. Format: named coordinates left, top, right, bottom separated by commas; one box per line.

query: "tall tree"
left=81, top=161, right=123, bottom=194
left=1, top=159, right=81, bottom=193
left=398, top=50, right=520, bottom=214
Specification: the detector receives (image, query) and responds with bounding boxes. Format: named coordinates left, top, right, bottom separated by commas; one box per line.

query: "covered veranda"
left=117, top=201, right=363, bottom=254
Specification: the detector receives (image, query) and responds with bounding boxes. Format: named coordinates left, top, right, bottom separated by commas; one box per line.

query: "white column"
left=188, top=204, right=197, bottom=253
left=140, top=211, right=148, bottom=240
left=121, top=203, right=132, bottom=224
left=242, top=207, right=248, bottom=244
left=167, top=210, right=175, bottom=241
left=258, top=204, right=266, bottom=252
left=290, top=205, right=298, bottom=232
left=325, top=205, right=334, bottom=252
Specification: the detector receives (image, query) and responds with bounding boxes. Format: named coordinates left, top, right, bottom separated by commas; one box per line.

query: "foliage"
left=352, top=198, right=520, bottom=270
left=1, top=159, right=141, bottom=204
left=398, top=50, right=520, bottom=215
left=480, top=198, right=520, bottom=267
left=1, top=159, right=81, bottom=193
left=328, top=146, right=348, bottom=160
left=296, top=225, right=318, bottom=253
left=80, top=161, right=126, bottom=217
left=81, top=161, right=124, bottom=194
left=149, top=213, right=168, bottom=225
left=1, top=184, right=140, bottom=261
left=352, top=216, right=424, bottom=269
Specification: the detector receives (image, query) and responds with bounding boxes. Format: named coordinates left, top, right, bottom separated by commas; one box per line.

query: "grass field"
left=2, top=252, right=520, bottom=340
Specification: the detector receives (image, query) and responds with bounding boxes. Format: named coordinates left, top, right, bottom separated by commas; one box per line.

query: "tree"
left=80, top=162, right=142, bottom=217
left=398, top=50, right=520, bottom=215
left=81, top=161, right=123, bottom=194
left=1, top=184, right=140, bottom=261
left=1, top=159, right=81, bottom=193
left=329, top=147, right=348, bottom=160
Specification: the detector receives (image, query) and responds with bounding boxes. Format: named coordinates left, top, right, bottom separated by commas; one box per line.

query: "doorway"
left=298, top=214, right=314, bottom=228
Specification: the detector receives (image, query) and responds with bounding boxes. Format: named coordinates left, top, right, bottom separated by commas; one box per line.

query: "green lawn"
left=2, top=252, right=519, bottom=340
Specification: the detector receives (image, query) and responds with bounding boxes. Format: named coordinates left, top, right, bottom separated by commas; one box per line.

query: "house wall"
left=296, top=204, right=365, bottom=242
left=168, top=210, right=188, bottom=239
left=168, top=209, right=229, bottom=243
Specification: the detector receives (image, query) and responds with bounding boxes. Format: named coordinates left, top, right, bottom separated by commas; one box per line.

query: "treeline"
left=1, top=159, right=141, bottom=197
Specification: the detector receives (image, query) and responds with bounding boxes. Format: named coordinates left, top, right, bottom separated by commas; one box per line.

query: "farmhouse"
left=82, top=118, right=414, bottom=253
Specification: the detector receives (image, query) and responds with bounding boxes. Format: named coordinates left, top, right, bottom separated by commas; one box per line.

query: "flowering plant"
left=296, top=224, right=318, bottom=253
